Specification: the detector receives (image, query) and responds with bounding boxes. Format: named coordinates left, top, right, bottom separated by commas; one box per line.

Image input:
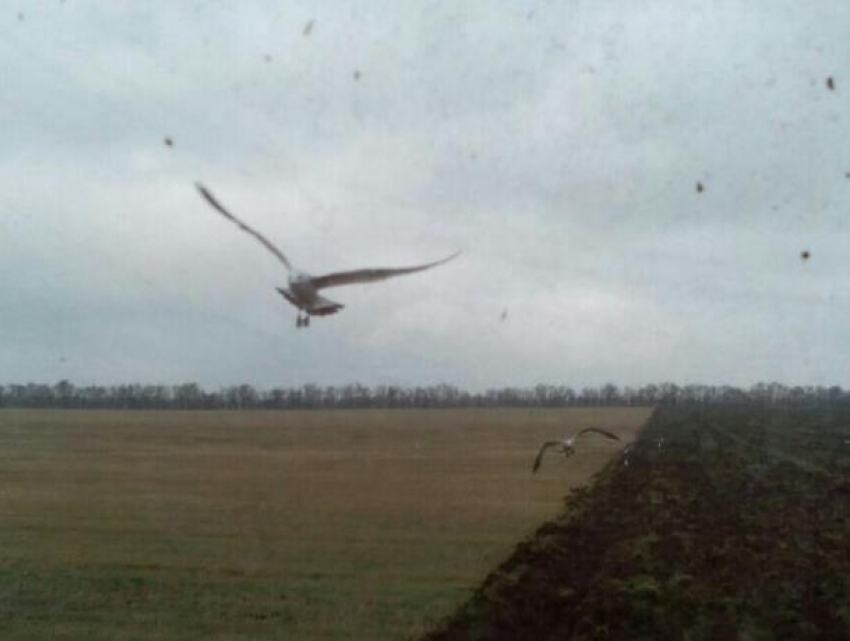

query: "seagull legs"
left=295, top=313, right=311, bottom=328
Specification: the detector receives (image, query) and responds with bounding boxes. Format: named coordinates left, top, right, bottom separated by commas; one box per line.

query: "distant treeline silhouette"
left=0, top=381, right=848, bottom=410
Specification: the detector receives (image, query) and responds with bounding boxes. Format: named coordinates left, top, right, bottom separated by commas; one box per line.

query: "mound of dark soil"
left=424, top=408, right=850, bottom=641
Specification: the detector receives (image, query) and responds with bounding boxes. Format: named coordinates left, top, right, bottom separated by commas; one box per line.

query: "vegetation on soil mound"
left=425, top=407, right=850, bottom=640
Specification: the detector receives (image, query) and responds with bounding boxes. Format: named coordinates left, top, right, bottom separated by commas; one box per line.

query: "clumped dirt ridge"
left=425, top=407, right=850, bottom=640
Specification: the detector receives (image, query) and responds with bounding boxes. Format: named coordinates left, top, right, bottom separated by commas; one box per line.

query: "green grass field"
left=0, top=408, right=650, bottom=640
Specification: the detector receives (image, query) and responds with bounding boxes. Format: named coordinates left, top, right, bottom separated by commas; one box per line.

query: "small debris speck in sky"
left=353, top=70, right=361, bottom=81
left=501, top=310, right=508, bottom=321
left=163, top=137, right=173, bottom=147
left=696, top=182, right=704, bottom=193
left=264, top=54, right=272, bottom=63
left=303, top=19, right=314, bottom=36
left=827, top=76, right=835, bottom=91
left=17, top=12, right=24, bottom=21
left=801, top=250, right=810, bottom=261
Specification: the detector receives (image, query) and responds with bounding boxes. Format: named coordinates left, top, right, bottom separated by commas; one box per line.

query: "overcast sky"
left=1, top=1, right=848, bottom=390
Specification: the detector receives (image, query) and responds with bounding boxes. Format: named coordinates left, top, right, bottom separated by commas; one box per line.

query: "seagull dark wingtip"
left=195, top=182, right=215, bottom=202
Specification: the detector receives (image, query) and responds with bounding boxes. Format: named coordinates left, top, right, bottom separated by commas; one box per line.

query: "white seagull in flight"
left=196, top=183, right=461, bottom=327
left=532, top=427, right=621, bottom=474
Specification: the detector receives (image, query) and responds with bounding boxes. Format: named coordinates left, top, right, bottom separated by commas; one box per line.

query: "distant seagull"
left=196, top=183, right=461, bottom=328
left=532, top=427, right=621, bottom=474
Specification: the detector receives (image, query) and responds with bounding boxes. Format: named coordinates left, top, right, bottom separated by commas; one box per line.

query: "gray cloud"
left=2, top=1, right=849, bottom=389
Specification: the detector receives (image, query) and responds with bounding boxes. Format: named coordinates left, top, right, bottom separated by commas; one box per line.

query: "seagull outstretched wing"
left=196, top=183, right=292, bottom=271
left=532, top=441, right=564, bottom=474
left=310, top=251, right=461, bottom=290
left=574, top=427, right=621, bottom=442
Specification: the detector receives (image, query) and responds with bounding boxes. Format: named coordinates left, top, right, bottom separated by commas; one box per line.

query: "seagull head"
left=288, top=270, right=311, bottom=285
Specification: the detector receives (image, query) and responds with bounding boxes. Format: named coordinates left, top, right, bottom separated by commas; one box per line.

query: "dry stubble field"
left=0, top=407, right=650, bottom=639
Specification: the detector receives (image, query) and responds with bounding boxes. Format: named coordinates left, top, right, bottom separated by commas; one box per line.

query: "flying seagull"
left=532, top=427, right=621, bottom=474
left=196, top=183, right=461, bottom=327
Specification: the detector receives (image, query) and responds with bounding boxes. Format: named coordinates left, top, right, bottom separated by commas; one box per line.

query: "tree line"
left=0, top=381, right=848, bottom=410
